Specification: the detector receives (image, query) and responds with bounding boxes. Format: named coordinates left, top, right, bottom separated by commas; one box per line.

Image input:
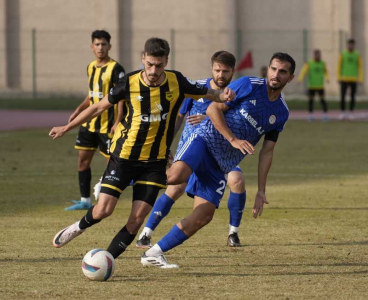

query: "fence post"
left=170, top=29, right=175, bottom=70
left=32, top=28, right=37, bottom=98
left=236, top=29, right=242, bottom=78
left=303, top=29, right=308, bottom=92
left=339, top=29, right=344, bottom=53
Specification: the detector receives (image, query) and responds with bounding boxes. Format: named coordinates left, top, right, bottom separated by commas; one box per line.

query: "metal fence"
left=0, top=28, right=350, bottom=98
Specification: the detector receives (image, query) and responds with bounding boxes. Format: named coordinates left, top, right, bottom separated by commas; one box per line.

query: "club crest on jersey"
left=166, top=91, right=174, bottom=101
left=136, top=95, right=144, bottom=101
left=269, top=115, right=276, bottom=124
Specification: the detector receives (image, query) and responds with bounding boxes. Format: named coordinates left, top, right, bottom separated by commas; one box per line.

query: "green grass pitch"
left=0, top=120, right=367, bottom=299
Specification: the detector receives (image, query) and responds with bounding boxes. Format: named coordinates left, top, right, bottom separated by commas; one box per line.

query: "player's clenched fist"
left=221, top=87, right=236, bottom=102
left=49, top=126, right=66, bottom=139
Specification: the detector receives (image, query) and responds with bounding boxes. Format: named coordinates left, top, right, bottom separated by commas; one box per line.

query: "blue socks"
left=158, top=224, right=189, bottom=252
left=145, top=193, right=175, bottom=231
left=227, top=191, right=246, bottom=227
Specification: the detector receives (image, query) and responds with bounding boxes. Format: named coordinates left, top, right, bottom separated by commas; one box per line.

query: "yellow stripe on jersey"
left=118, top=72, right=142, bottom=159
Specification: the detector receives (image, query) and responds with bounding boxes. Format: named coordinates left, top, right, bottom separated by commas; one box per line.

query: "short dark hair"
left=269, top=52, right=296, bottom=75
left=348, top=38, right=355, bottom=44
left=144, top=38, right=170, bottom=57
left=91, top=30, right=111, bottom=43
left=211, top=51, right=236, bottom=69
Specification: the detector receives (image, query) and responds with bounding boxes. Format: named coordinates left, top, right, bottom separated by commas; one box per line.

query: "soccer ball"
left=82, top=249, right=115, bottom=281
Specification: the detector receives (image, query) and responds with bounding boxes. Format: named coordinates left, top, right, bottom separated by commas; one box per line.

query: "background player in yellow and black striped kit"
left=65, top=30, right=125, bottom=211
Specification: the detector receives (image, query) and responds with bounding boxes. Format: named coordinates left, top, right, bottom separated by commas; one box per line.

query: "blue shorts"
left=175, top=134, right=227, bottom=208
left=231, top=166, right=242, bottom=173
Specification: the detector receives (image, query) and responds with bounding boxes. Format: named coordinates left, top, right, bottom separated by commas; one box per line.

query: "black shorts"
left=308, top=89, right=324, bottom=97
left=100, top=155, right=167, bottom=206
left=75, top=126, right=112, bottom=157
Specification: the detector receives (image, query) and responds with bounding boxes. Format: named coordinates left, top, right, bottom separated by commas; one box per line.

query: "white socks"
left=229, top=225, right=239, bottom=235
left=146, top=244, right=163, bottom=257
left=139, top=227, right=153, bottom=239
left=93, top=177, right=102, bottom=201
left=81, top=197, right=91, bottom=204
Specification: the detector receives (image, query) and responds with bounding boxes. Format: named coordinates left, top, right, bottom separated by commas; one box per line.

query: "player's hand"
left=49, top=126, right=66, bottom=140
left=252, top=191, right=269, bottom=219
left=110, top=123, right=118, bottom=136
left=221, top=87, right=236, bottom=102
left=186, top=114, right=206, bottom=125
left=230, top=138, right=254, bottom=155
left=68, top=111, right=79, bottom=123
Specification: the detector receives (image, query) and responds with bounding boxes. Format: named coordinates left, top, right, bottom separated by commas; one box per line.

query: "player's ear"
left=288, top=74, right=295, bottom=83
left=108, top=44, right=112, bottom=51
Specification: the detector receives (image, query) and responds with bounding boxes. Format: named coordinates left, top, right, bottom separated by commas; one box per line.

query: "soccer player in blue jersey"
left=141, top=52, right=295, bottom=268
left=136, top=51, right=246, bottom=248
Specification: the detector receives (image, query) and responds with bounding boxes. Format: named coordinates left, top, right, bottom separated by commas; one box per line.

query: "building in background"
left=0, top=0, right=367, bottom=97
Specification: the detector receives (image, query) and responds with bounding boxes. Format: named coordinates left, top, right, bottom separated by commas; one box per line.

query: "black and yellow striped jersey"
left=83, top=59, right=125, bottom=134
left=108, top=70, right=208, bottom=161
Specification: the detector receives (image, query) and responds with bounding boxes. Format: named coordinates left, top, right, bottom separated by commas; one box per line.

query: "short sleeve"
left=108, top=73, right=128, bottom=104
left=177, top=72, right=208, bottom=100
left=225, top=76, right=253, bottom=109
left=111, top=64, right=126, bottom=86
left=179, top=98, right=194, bottom=115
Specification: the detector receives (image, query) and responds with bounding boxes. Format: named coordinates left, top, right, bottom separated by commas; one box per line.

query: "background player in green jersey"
left=298, top=49, right=329, bottom=122
left=66, top=30, right=125, bottom=211
left=337, top=39, right=363, bottom=120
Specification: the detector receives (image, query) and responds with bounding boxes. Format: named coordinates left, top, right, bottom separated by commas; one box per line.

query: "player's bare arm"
left=49, top=95, right=113, bottom=139
left=252, top=139, right=275, bottom=218
left=206, top=102, right=254, bottom=155
left=186, top=114, right=206, bottom=125
left=205, top=87, right=235, bottom=103
left=68, top=95, right=90, bottom=123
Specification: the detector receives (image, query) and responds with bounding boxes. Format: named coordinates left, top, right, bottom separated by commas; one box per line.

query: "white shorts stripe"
left=175, top=133, right=197, bottom=161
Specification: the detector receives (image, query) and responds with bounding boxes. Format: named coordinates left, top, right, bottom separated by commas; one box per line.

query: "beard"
left=267, top=79, right=286, bottom=91
left=213, top=76, right=232, bottom=89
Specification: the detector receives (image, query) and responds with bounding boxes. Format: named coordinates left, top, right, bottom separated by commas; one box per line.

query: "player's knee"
left=93, top=205, right=113, bottom=219
left=227, top=173, right=245, bottom=193
left=126, top=215, right=145, bottom=232
left=78, top=158, right=91, bottom=171
left=167, top=184, right=186, bottom=200
left=167, top=162, right=191, bottom=185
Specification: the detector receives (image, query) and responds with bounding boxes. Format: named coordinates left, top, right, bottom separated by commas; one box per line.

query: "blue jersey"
left=195, top=76, right=289, bottom=173
left=175, top=78, right=212, bottom=157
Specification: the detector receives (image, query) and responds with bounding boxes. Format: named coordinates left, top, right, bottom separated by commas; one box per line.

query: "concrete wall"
left=352, top=0, right=368, bottom=94
left=0, top=0, right=6, bottom=89
left=0, top=0, right=365, bottom=97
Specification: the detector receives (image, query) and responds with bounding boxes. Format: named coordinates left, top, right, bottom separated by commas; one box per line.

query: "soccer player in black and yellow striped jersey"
left=65, top=30, right=125, bottom=211
left=49, top=37, right=235, bottom=260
